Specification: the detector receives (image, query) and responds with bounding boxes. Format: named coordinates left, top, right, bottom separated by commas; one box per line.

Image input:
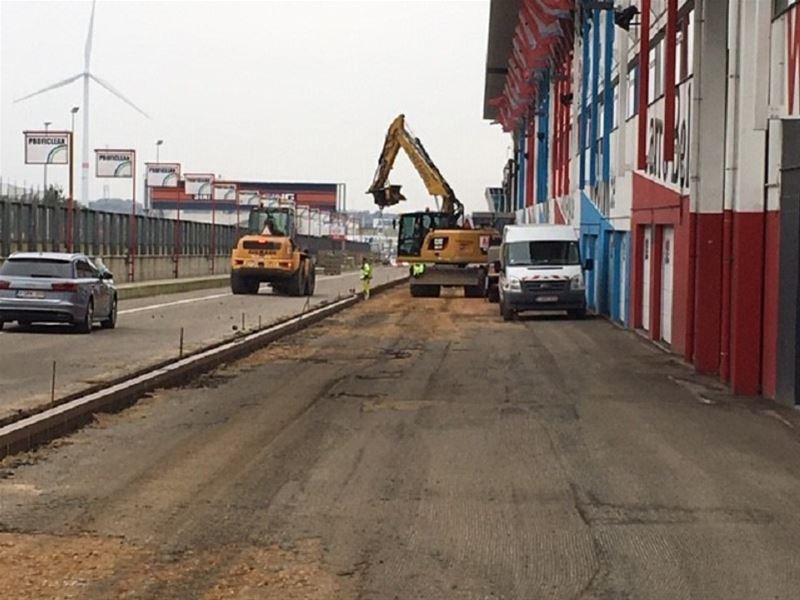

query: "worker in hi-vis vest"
left=411, top=263, right=425, bottom=278
left=360, top=257, right=373, bottom=299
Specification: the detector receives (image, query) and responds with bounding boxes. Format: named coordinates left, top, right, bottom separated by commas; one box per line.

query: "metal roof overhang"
left=483, top=0, right=522, bottom=120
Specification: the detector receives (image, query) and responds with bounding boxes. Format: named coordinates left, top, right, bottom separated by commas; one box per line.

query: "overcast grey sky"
left=0, top=0, right=509, bottom=213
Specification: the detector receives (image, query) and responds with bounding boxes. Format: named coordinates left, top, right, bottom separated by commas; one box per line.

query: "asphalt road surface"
left=0, top=267, right=401, bottom=421
left=1, top=289, right=799, bottom=599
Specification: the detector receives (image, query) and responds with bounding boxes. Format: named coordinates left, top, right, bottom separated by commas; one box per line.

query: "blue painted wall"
left=537, top=75, right=550, bottom=204
left=580, top=192, right=613, bottom=315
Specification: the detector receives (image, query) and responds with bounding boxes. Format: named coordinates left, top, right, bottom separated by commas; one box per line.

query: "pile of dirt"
left=0, top=533, right=348, bottom=599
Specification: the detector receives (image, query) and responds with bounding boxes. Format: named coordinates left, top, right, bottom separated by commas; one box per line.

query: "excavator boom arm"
left=367, top=115, right=461, bottom=217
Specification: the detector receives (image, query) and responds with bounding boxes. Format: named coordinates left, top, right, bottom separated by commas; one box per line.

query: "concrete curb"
left=117, top=275, right=229, bottom=301
left=116, top=267, right=363, bottom=301
left=0, top=276, right=408, bottom=459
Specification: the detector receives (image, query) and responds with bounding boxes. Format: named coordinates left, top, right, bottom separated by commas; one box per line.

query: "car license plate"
left=17, top=290, right=45, bottom=299
left=537, top=295, right=558, bottom=303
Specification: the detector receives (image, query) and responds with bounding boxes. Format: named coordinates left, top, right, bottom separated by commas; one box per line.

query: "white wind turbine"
left=14, top=0, right=149, bottom=205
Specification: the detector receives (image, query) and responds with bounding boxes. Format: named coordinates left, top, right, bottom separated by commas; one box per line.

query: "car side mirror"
left=584, top=258, right=594, bottom=271
left=100, top=271, right=114, bottom=280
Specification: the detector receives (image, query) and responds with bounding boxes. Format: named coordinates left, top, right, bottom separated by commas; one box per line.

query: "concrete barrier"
left=102, top=255, right=230, bottom=283
left=117, top=274, right=229, bottom=300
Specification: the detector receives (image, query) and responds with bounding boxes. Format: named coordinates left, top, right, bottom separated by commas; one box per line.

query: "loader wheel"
left=305, top=262, right=316, bottom=296
left=246, top=278, right=260, bottom=294
left=286, top=262, right=306, bottom=297
left=231, top=272, right=249, bottom=295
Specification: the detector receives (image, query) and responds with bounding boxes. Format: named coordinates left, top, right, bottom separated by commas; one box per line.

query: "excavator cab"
left=397, top=211, right=454, bottom=258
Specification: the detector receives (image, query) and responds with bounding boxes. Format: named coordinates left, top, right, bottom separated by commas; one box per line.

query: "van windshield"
left=506, top=241, right=580, bottom=267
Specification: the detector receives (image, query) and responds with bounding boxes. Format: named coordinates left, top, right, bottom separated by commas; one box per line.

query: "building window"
left=627, top=64, right=639, bottom=118
left=775, top=0, right=798, bottom=18
left=648, top=39, right=663, bottom=102
left=613, top=82, right=619, bottom=129
left=686, top=9, right=694, bottom=78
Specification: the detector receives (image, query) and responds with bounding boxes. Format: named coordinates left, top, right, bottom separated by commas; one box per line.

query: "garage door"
left=642, top=226, right=652, bottom=331
left=661, top=226, right=675, bottom=344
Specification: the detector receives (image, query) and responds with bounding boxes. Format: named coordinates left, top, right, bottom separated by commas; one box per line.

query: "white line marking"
left=119, top=292, right=232, bottom=315
left=117, top=272, right=367, bottom=315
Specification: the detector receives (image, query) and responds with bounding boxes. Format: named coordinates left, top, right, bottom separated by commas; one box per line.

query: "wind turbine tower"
left=15, top=0, right=149, bottom=205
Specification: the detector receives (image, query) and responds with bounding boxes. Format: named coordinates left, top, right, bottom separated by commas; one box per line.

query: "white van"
left=497, top=224, right=592, bottom=321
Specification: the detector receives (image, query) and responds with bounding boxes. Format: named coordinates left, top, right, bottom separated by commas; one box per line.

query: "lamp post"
left=68, top=107, right=79, bottom=252
left=43, top=121, right=52, bottom=194
left=149, top=139, right=163, bottom=213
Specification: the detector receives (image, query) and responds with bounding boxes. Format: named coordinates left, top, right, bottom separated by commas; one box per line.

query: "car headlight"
left=570, top=273, right=585, bottom=290
left=506, top=278, right=522, bottom=292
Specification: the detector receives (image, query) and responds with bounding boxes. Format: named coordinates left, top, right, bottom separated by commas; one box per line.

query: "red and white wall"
left=485, top=0, right=798, bottom=402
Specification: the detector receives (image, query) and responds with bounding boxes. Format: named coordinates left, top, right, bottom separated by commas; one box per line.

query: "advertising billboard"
left=24, top=131, right=71, bottom=165
left=146, top=163, right=180, bottom=187
left=184, top=173, right=214, bottom=196
left=212, top=182, right=238, bottom=201
left=95, top=149, right=134, bottom=178
left=238, top=190, right=261, bottom=207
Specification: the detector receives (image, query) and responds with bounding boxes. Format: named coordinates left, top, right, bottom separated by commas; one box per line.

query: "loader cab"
left=248, top=206, right=295, bottom=239
left=397, top=211, right=457, bottom=258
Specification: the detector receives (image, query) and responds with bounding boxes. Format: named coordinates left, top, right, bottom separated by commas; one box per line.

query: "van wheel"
left=501, top=299, right=514, bottom=322
left=568, top=308, right=586, bottom=319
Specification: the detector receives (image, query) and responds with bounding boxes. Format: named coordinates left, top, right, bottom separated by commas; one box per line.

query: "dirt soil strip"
left=0, top=277, right=407, bottom=459
left=1, top=289, right=800, bottom=598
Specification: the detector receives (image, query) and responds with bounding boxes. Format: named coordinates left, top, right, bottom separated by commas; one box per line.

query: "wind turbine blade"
left=89, top=73, right=150, bottom=119
left=85, top=0, right=96, bottom=69
left=13, top=72, right=84, bottom=103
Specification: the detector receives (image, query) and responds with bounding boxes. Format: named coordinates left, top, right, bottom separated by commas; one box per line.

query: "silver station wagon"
left=0, top=252, right=118, bottom=333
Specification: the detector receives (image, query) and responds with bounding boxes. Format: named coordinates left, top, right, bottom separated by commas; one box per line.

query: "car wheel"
left=101, top=295, right=117, bottom=329
left=76, top=300, right=94, bottom=334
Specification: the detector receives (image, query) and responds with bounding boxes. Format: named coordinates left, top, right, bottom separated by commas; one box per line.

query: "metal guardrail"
left=0, top=197, right=238, bottom=260
left=1, top=198, right=372, bottom=259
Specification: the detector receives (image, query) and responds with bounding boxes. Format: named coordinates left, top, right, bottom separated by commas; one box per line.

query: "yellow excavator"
left=367, top=114, right=496, bottom=298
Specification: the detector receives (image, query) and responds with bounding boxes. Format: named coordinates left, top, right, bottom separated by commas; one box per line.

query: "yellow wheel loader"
left=230, top=204, right=316, bottom=296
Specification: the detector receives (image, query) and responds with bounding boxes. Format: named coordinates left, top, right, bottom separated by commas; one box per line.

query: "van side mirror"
left=100, top=270, right=114, bottom=280
left=584, top=258, right=594, bottom=271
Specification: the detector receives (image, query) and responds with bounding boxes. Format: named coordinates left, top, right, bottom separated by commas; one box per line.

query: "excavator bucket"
left=371, top=185, right=406, bottom=208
